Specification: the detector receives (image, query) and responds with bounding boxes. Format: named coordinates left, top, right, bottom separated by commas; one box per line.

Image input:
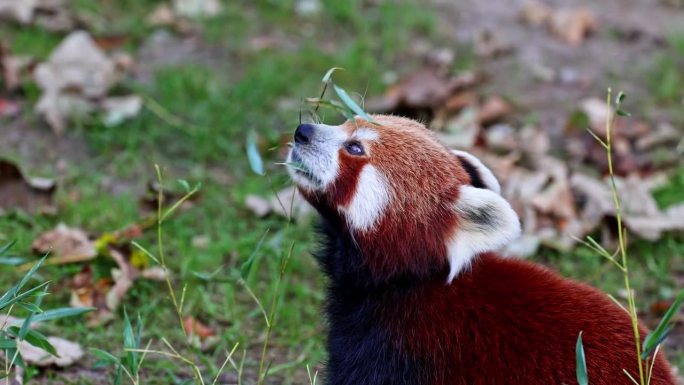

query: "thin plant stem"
left=154, top=165, right=187, bottom=336
left=603, top=89, right=646, bottom=385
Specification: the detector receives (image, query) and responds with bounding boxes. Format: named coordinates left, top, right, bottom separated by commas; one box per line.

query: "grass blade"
left=31, top=307, right=96, bottom=323
left=240, top=229, right=270, bottom=279
left=0, top=241, right=16, bottom=256
left=122, top=309, right=139, bottom=374
left=642, top=288, right=684, bottom=359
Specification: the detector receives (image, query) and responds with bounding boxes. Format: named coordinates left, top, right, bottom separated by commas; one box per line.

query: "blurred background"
left=0, top=0, right=682, bottom=383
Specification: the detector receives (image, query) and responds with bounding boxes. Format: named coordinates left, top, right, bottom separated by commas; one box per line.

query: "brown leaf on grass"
left=0, top=0, right=39, bottom=24
left=1, top=44, right=35, bottom=91
left=436, top=107, right=481, bottom=149
left=474, top=29, right=513, bottom=59
left=519, top=1, right=552, bottom=26
left=34, top=31, right=119, bottom=133
left=32, top=224, right=97, bottom=264
left=245, top=186, right=314, bottom=222
left=147, top=3, right=176, bottom=26
left=519, top=2, right=597, bottom=45
left=69, top=266, right=115, bottom=326
left=0, top=98, right=21, bottom=118
left=101, top=95, right=143, bottom=127
left=477, top=95, right=514, bottom=126
left=183, top=316, right=216, bottom=339
left=19, top=337, right=83, bottom=367
left=0, top=159, right=56, bottom=215
left=549, top=8, right=597, bottom=45
left=366, top=68, right=481, bottom=116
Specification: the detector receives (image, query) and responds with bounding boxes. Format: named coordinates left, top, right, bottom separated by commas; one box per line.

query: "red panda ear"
left=445, top=185, right=521, bottom=283
left=452, top=150, right=501, bottom=194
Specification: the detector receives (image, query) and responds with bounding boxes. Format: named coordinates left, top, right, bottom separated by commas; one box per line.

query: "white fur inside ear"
left=339, top=165, right=390, bottom=232
left=446, top=185, right=521, bottom=282
left=451, top=150, right=501, bottom=194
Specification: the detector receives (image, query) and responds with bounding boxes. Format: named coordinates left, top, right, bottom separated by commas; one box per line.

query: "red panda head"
left=287, top=115, right=520, bottom=283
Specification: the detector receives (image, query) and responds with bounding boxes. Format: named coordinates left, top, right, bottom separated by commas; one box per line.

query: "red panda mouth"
left=290, top=150, right=323, bottom=186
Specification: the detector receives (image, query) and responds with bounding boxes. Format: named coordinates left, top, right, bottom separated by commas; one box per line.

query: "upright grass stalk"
left=581, top=89, right=645, bottom=385
left=604, top=89, right=645, bottom=385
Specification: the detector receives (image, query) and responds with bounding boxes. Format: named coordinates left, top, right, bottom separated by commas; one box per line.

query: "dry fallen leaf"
left=184, top=316, right=216, bottom=339
left=34, top=31, right=119, bottom=133
left=0, top=159, right=56, bottom=215
left=101, top=95, right=143, bottom=127
left=0, top=98, right=21, bottom=118
left=245, top=186, right=313, bottom=222
left=32, top=224, right=97, bottom=264
left=477, top=95, right=514, bottom=126
left=519, top=0, right=552, bottom=26
left=366, top=68, right=480, bottom=116
left=147, top=3, right=176, bottom=26
left=19, top=337, right=83, bottom=367
left=549, top=8, right=597, bottom=45
left=0, top=0, right=39, bottom=24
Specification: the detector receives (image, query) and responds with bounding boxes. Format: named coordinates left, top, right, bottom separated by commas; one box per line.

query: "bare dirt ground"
left=433, top=0, right=681, bottom=139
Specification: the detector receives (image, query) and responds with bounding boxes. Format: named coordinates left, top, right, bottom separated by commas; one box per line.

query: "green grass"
left=0, top=1, right=438, bottom=383
left=647, top=31, right=684, bottom=106
left=1, top=1, right=683, bottom=383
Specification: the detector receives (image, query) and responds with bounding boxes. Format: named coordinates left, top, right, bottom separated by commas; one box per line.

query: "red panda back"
left=380, top=253, right=675, bottom=385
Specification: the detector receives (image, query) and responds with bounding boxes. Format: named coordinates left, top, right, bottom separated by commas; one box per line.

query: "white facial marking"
left=451, top=150, right=501, bottom=194
left=287, top=123, right=347, bottom=191
left=446, top=185, right=521, bottom=283
left=352, top=127, right=379, bottom=142
left=339, top=165, right=391, bottom=232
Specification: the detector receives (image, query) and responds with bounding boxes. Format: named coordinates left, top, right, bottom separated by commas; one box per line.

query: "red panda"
left=286, top=115, right=676, bottom=385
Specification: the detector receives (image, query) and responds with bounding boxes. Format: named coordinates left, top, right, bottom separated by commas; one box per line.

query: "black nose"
left=294, top=124, right=314, bottom=144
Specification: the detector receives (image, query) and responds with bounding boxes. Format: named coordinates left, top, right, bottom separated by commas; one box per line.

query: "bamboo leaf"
left=31, top=307, right=95, bottom=323
left=246, top=130, right=265, bottom=176
left=576, top=332, right=589, bottom=385
left=642, top=288, right=684, bottom=359
left=332, top=84, right=374, bottom=123
left=321, top=67, right=344, bottom=83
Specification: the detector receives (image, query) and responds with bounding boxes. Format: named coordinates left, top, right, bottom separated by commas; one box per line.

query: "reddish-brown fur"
left=294, top=115, right=676, bottom=384
left=382, top=253, right=675, bottom=385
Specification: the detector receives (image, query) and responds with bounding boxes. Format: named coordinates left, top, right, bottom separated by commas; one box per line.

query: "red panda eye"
left=344, top=141, right=365, bottom=156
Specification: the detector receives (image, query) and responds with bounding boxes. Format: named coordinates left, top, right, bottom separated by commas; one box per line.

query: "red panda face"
left=287, top=115, right=520, bottom=283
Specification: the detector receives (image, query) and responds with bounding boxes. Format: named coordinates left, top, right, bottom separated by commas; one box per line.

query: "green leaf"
left=90, top=348, right=121, bottom=367
left=31, top=307, right=95, bottom=323
left=332, top=84, right=374, bottom=123
left=18, top=285, right=47, bottom=340
left=616, top=91, right=626, bottom=104
left=114, top=364, right=122, bottom=385
left=321, top=67, right=344, bottom=83
left=8, top=327, right=57, bottom=357
left=616, top=109, right=631, bottom=117
left=0, top=240, right=15, bottom=256
left=576, top=332, right=588, bottom=385
left=17, top=301, right=43, bottom=314
left=0, top=338, right=17, bottom=349
left=0, top=281, right=50, bottom=311
left=642, top=289, right=684, bottom=359
left=178, top=179, right=191, bottom=192
left=0, top=256, right=26, bottom=266
left=122, top=309, right=138, bottom=375
left=240, top=229, right=269, bottom=279
left=246, top=130, right=265, bottom=176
